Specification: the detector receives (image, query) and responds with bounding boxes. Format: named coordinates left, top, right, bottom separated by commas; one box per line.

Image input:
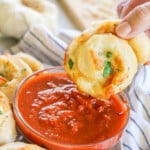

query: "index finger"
left=119, top=0, right=150, bottom=18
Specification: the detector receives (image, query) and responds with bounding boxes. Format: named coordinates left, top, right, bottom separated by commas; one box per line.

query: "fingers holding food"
left=0, top=91, right=16, bottom=145
left=0, top=142, right=45, bottom=150
left=15, top=52, right=44, bottom=72
left=78, top=19, right=150, bottom=64
left=65, top=20, right=150, bottom=98
left=65, top=30, right=138, bottom=98
left=65, top=19, right=150, bottom=99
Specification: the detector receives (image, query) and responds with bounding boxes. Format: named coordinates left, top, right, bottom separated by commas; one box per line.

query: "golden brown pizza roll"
left=0, top=55, right=32, bottom=101
left=0, top=91, right=16, bottom=145
left=15, top=52, right=44, bottom=72
left=128, top=33, right=150, bottom=64
left=0, top=142, right=45, bottom=150
left=64, top=20, right=140, bottom=98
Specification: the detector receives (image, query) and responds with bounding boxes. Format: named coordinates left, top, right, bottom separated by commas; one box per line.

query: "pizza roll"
left=0, top=91, right=16, bottom=145
left=0, top=142, right=45, bottom=150
left=0, top=55, right=32, bottom=101
left=15, top=52, right=44, bottom=72
left=64, top=20, right=139, bottom=98
left=128, top=33, right=150, bottom=64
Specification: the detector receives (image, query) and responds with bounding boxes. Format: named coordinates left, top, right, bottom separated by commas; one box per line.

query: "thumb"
left=116, top=2, right=150, bottom=39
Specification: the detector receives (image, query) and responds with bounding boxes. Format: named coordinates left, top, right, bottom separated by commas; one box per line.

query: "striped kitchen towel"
left=11, top=25, right=150, bottom=150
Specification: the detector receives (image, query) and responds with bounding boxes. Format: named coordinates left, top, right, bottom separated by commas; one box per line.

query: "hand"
left=116, top=0, right=150, bottom=39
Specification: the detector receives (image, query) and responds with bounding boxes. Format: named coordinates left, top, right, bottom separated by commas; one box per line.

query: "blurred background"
left=0, top=0, right=120, bottom=50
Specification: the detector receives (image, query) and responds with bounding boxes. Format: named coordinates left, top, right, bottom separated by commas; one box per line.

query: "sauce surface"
left=17, top=72, right=128, bottom=144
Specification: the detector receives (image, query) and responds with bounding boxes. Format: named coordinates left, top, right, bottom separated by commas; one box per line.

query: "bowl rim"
left=13, top=66, right=130, bottom=148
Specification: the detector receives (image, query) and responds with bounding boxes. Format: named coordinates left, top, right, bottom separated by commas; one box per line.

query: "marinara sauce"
left=14, top=68, right=129, bottom=150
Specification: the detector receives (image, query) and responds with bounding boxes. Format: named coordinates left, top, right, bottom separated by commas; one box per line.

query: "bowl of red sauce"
left=13, top=66, right=130, bottom=150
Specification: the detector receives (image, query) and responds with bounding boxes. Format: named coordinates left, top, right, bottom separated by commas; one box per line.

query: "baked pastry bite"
left=128, top=33, right=150, bottom=64
left=0, top=91, right=16, bottom=145
left=0, top=142, right=45, bottom=150
left=15, top=52, right=44, bottom=72
left=64, top=20, right=143, bottom=98
left=0, top=54, right=32, bottom=101
left=0, top=0, right=58, bottom=39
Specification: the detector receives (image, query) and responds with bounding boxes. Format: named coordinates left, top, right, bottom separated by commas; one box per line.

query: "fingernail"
left=116, top=22, right=131, bottom=38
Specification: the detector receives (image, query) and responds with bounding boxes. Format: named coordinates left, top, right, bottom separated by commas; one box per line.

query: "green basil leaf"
left=0, top=73, right=4, bottom=77
left=103, top=61, right=113, bottom=78
left=106, top=51, right=112, bottom=58
left=0, top=110, right=3, bottom=115
left=21, top=68, right=27, bottom=72
left=68, top=58, right=74, bottom=69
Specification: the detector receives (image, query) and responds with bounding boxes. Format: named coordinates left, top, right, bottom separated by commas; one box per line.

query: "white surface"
left=50, top=0, right=77, bottom=30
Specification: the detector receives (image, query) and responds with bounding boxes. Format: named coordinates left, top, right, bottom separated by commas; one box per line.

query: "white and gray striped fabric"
left=11, top=25, right=150, bottom=150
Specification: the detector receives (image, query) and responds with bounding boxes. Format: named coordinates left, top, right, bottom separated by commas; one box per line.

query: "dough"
left=0, top=142, right=45, bottom=150
left=0, top=54, right=32, bottom=101
left=15, top=52, right=44, bottom=72
left=0, top=91, right=16, bottom=145
left=0, top=0, right=58, bottom=39
left=64, top=20, right=139, bottom=98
